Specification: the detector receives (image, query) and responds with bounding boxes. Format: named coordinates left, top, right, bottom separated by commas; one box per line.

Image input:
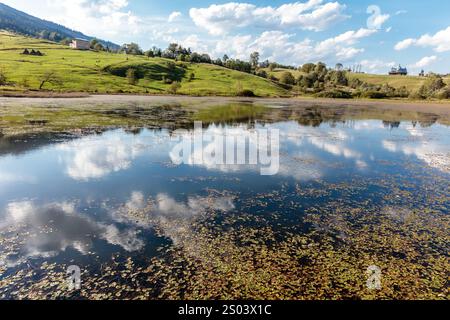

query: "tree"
left=150, top=46, right=162, bottom=57
left=425, top=75, right=446, bottom=92
left=90, top=39, right=99, bottom=49
left=121, top=43, right=143, bottom=55
left=94, top=43, right=104, bottom=51
left=260, top=59, right=270, bottom=68
left=279, top=72, right=296, bottom=85
left=301, top=63, right=316, bottom=73
left=201, top=54, right=211, bottom=63
left=250, top=52, right=260, bottom=69
left=327, top=70, right=348, bottom=86
left=167, top=43, right=179, bottom=57
left=176, top=54, right=186, bottom=62
left=335, top=63, right=344, bottom=71
left=60, top=38, right=72, bottom=46
left=223, top=54, right=230, bottom=63
left=417, top=75, right=447, bottom=98
left=39, top=71, right=62, bottom=90
left=315, top=62, right=327, bottom=73
left=268, top=63, right=276, bottom=72
left=189, top=72, right=195, bottom=82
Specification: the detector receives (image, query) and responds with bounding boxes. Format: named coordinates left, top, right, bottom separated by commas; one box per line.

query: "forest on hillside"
left=0, top=3, right=118, bottom=49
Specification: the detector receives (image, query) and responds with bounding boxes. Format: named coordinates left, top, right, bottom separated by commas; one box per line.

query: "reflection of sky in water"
left=0, top=120, right=449, bottom=270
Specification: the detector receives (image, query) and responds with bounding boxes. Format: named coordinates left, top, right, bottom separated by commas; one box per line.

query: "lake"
left=0, top=99, right=448, bottom=300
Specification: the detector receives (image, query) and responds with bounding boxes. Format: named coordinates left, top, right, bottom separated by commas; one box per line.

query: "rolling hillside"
left=347, top=73, right=429, bottom=92
left=0, top=31, right=288, bottom=97
left=0, top=2, right=118, bottom=49
left=266, top=67, right=450, bottom=92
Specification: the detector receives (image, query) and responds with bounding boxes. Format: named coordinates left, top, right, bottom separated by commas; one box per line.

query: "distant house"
left=70, top=38, right=90, bottom=50
left=389, top=65, right=408, bottom=76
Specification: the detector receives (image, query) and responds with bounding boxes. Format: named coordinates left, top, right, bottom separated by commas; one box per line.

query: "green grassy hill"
left=347, top=73, right=428, bottom=92
left=265, top=66, right=450, bottom=92
left=263, top=67, right=305, bottom=79
left=0, top=31, right=288, bottom=97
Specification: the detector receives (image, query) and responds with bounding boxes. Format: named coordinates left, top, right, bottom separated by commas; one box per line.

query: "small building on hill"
left=389, top=65, right=408, bottom=76
left=70, top=38, right=90, bottom=50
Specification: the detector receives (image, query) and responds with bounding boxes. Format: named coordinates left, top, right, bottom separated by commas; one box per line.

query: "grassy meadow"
left=266, top=67, right=450, bottom=92
left=1, top=31, right=449, bottom=99
left=347, top=73, right=428, bottom=91
left=0, top=31, right=288, bottom=97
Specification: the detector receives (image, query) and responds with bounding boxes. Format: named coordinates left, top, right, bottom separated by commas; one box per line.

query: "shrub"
left=301, top=63, right=316, bottom=73
left=162, top=76, right=173, bottom=84
left=361, top=91, right=387, bottom=99
left=256, top=70, right=268, bottom=78
left=169, top=81, right=181, bottom=94
left=425, top=75, right=446, bottom=92
left=279, top=72, right=296, bottom=85
left=236, top=89, right=256, bottom=97
left=315, top=89, right=352, bottom=99
left=176, top=61, right=188, bottom=68
left=126, top=68, right=137, bottom=85
left=167, top=61, right=176, bottom=71
left=0, top=70, right=7, bottom=86
left=434, top=87, right=450, bottom=99
left=394, top=86, right=410, bottom=98
left=409, top=91, right=425, bottom=100
left=349, top=78, right=364, bottom=89
left=20, top=77, right=30, bottom=88
left=417, top=75, right=446, bottom=98
left=326, top=70, right=348, bottom=86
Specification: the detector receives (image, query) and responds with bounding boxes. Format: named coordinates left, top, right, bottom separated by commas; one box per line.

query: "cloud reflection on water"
left=58, top=135, right=147, bottom=181
left=0, top=201, right=144, bottom=267
left=382, top=124, right=450, bottom=173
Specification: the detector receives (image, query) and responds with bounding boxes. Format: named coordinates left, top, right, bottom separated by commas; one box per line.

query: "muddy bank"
left=1, top=94, right=450, bottom=115
left=1, top=95, right=449, bottom=138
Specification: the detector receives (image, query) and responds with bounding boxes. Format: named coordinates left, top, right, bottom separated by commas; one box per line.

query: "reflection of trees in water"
left=273, top=105, right=441, bottom=129
left=418, top=120, right=438, bottom=128
left=0, top=104, right=444, bottom=155
left=296, top=109, right=324, bottom=127
left=0, top=133, right=74, bottom=157
left=383, top=121, right=401, bottom=129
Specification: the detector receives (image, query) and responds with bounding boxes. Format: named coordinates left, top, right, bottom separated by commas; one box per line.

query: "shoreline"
left=1, top=93, right=450, bottom=115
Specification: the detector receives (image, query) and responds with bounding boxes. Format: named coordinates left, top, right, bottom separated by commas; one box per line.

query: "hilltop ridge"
left=0, top=2, right=119, bottom=50
left=0, top=31, right=288, bottom=97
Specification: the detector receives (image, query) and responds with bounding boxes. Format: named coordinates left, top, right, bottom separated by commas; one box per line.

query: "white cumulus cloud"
left=203, top=27, right=375, bottom=65
left=366, top=5, right=390, bottom=30
left=2, top=0, right=141, bottom=42
left=395, top=26, right=450, bottom=52
left=189, top=1, right=349, bottom=36
left=168, top=11, right=182, bottom=22
left=412, top=56, right=437, bottom=68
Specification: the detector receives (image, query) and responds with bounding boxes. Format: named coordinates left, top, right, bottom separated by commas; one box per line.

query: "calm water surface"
left=0, top=102, right=449, bottom=299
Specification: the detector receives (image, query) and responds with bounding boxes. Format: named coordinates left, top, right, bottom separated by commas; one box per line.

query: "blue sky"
left=3, top=0, right=450, bottom=74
